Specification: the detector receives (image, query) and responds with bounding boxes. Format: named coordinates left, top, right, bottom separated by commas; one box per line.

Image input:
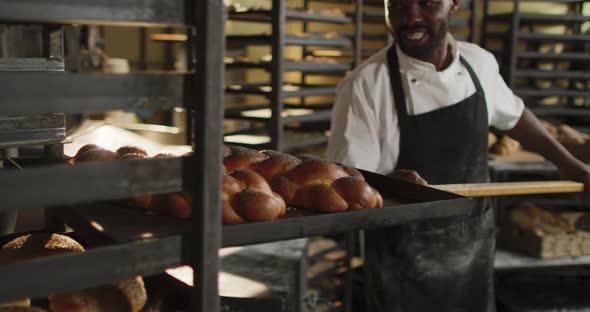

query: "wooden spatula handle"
left=432, top=181, right=584, bottom=197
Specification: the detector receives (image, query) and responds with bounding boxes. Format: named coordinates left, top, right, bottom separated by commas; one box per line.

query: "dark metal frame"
left=482, top=0, right=590, bottom=107
left=224, top=0, right=362, bottom=152
left=0, top=2, right=225, bottom=312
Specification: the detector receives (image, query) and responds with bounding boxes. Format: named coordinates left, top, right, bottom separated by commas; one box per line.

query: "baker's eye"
left=427, top=0, right=442, bottom=7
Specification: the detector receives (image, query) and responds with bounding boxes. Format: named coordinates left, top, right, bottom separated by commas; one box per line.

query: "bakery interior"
left=0, top=0, right=589, bottom=311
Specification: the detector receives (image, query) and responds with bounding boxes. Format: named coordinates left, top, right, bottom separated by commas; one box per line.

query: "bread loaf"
left=222, top=168, right=286, bottom=224
left=510, top=203, right=574, bottom=235
left=490, top=135, right=520, bottom=156
left=0, top=234, right=147, bottom=312
left=49, top=277, right=147, bottom=312
left=223, top=146, right=383, bottom=213
left=271, top=157, right=383, bottom=212
left=71, top=145, right=117, bottom=164
left=116, top=145, right=148, bottom=158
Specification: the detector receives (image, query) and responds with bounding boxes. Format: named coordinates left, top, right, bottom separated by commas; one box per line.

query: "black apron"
left=363, top=46, right=496, bottom=312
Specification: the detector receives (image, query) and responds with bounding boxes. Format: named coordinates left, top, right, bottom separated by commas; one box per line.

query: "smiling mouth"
left=403, top=30, right=428, bottom=42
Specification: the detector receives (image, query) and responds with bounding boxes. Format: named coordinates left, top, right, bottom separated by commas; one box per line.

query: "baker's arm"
left=506, top=108, right=590, bottom=192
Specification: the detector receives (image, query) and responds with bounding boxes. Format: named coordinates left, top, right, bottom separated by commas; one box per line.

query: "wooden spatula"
left=431, top=180, right=584, bottom=197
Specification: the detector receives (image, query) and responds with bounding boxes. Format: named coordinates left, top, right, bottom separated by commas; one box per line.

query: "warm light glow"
left=224, top=135, right=271, bottom=145
left=140, top=232, right=154, bottom=239
left=150, top=33, right=188, bottom=41
left=90, top=221, right=104, bottom=232
left=165, top=265, right=270, bottom=298
left=240, top=108, right=314, bottom=119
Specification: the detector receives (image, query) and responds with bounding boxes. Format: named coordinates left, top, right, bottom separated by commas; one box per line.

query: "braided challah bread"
left=222, top=168, right=286, bottom=224
left=223, top=146, right=383, bottom=213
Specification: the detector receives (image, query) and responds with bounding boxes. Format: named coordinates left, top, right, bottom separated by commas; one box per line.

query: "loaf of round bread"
left=0, top=234, right=147, bottom=312
left=0, top=234, right=85, bottom=264
left=71, top=146, right=117, bottom=164
left=115, top=145, right=148, bottom=158
left=49, top=277, right=147, bottom=312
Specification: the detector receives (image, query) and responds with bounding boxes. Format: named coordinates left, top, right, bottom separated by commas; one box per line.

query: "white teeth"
left=406, top=32, right=425, bottom=40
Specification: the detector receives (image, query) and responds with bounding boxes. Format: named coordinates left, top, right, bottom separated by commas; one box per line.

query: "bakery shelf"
left=0, top=58, right=64, bottom=71
left=225, top=104, right=272, bottom=115
left=228, top=9, right=352, bottom=24
left=0, top=115, right=66, bottom=149
left=517, top=32, right=590, bottom=42
left=495, top=249, right=590, bottom=271
left=226, top=83, right=337, bottom=98
left=0, top=72, right=185, bottom=114
left=515, top=70, right=590, bottom=80
left=0, top=0, right=186, bottom=26
left=489, top=160, right=558, bottom=175
left=364, top=0, right=473, bottom=8
left=486, top=32, right=590, bottom=43
left=226, top=35, right=352, bottom=48
left=0, top=1, right=225, bottom=311
left=0, top=234, right=182, bottom=303
left=513, top=88, right=589, bottom=97
left=531, top=106, right=590, bottom=117
left=0, top=158, right=185, bottom=211
left=308, top=47, right=382, bottom=59
left=225, top=108, right=332, bottom=123
left=517, top=52, right=590, bottom=61
left=226, top=60, right=351, bottom=73
left=225, top=103, right=333, bottom=115
left=58, top=171, right=478, bottom=248
left=487, top=13, right=590, bottom=24
left=223, top=131, right=330, bottom=151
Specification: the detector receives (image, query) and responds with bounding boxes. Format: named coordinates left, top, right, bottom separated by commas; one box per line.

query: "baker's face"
left=387, top=0, right=456, bottom=59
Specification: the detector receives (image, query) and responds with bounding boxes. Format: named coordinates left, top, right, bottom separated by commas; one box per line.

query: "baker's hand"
left=388, top=169, right=428, bottom=185
left=558, top=159, right=590, bottom=193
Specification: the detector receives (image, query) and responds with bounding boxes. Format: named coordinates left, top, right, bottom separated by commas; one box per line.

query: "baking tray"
left=57, top=170, right=478, bottom=248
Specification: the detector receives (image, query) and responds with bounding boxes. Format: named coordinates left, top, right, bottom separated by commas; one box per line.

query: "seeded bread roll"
left=49, top=277, right=147, bottom=312
left=0, top=234, right=147, bottom=312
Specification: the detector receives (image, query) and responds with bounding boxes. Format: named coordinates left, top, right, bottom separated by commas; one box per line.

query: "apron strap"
left=387, top=47, right=409, bottom=120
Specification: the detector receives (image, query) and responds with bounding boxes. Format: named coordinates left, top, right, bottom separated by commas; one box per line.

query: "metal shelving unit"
left=224, top=0, right=362, bottom=152
left=0, top=2, right=225, bottom=312
left=483, top=5, right=590, bottom=277
left=482, top=0, right=589, bottom=111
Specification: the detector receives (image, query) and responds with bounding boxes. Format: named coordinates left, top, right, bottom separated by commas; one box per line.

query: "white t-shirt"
left=326, top=35, right=525, bottom=175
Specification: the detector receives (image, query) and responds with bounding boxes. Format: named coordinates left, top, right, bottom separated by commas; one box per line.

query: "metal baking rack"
left=224, top=0, right=363, bottom=152
left=0, top=2, right=225, bottom=312
left=56, top=170, right=478, bottom=248
left=482, top=0, right=589, bottom=112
